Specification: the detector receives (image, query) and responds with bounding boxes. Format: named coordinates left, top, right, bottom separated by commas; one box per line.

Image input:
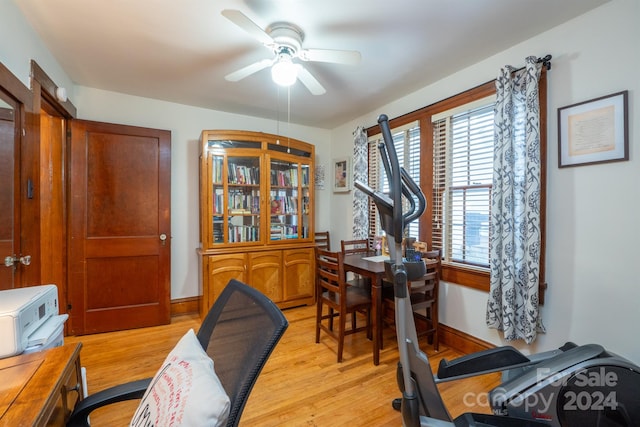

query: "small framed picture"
left=558, top=91, right=628, bottom=168
left=332, top=157, right=351, bottom=192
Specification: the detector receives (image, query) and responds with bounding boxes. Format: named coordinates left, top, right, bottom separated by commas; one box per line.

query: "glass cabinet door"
left=226, top=155, right=261, bottom=243
left=206, top=140, right=262, bottom=247
left=300, top=162, right=311, bottom=239
left=269, top=157, right=300, bottom=241
left=268, top=156, right=312, bottom=242
left=211, top=153, right=224, bottom=244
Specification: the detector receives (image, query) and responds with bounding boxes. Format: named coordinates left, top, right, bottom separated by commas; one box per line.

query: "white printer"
left=0, top=284, right=68, bottom=358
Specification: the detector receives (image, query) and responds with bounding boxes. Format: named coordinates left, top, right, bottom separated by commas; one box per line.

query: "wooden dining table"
left=342, top=253, right=389, bottom=366
left=343, top=253, right=438, bottom=366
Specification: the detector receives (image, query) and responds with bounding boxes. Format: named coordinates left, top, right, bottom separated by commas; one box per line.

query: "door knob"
left=159, top=233, right=167, bottom=246
left=4, top=255, right=31, bottom=267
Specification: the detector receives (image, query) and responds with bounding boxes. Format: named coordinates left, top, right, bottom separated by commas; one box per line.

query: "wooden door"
left=68, top=120, right=171, bottom=334
left=0, top=107, right=18, bottom=290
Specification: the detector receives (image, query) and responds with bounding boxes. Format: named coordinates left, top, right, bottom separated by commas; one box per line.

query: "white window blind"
left=432, top=102, right=494, bottom=268
left=368, top=122, right=420, bottom=240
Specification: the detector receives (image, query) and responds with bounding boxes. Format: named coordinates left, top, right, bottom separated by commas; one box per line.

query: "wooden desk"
left=343, top=254, right=437, bottom=366
left=0, top=343, right=83, bottom=427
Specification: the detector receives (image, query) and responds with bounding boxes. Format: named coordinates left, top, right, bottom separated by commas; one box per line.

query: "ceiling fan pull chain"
left=287, top=87, right=291, bottom=153
left=276, top=86, right=281, bottom=144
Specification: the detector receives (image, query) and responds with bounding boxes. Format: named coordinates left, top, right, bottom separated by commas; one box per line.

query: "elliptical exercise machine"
left=355, top=114, right=640, bottom=427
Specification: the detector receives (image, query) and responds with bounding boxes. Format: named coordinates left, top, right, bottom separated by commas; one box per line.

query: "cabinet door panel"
left=283, top=248, right=314, bottom=301
left=248, top=251, right=282, bottom=303
left=205, top=254, right=247, bottom=310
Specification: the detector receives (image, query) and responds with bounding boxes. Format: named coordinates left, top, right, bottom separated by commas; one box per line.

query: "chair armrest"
left=66, top=378, right=151, bottom=427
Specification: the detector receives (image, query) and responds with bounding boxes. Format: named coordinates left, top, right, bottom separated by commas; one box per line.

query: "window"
left=432, top=98, right=495, bottom=268
left=364, top=70, right=546, bottom=296
left=367, top=122, right=420, bottom=241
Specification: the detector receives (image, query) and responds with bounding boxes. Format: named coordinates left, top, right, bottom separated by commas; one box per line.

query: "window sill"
left=441, top=264, right=490, bottom=292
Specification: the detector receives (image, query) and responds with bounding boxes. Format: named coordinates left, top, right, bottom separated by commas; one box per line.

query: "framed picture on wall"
left=332, top=157, right=351, bottom=192
left=558, top=90, right=628, bottom=168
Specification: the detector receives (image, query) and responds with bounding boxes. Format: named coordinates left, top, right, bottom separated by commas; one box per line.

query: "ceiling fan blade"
left=300, top=48, right=361, bottom=65
left=296, top=65, right=326, bottom=95
left=225, top=59, right=274, bottom=82
left=221, top=9, right=274, bottom=46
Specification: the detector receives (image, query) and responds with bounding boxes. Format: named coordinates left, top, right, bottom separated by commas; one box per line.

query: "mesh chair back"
left=197, top=279, right=289, bottom=427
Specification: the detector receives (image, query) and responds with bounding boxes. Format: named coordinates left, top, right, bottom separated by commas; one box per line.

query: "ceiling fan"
left=222, top=9, right=361, bottom=95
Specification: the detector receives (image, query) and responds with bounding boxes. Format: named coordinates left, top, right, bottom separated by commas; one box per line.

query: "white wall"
left=0, top=0, right=73, bottom=97
left=332, top=0, right=640, bottom=363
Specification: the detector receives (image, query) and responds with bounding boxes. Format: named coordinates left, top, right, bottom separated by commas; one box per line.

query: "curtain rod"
left=536, top=54, right=552, bottom=70
left=512, top=54, right=552, bottom=74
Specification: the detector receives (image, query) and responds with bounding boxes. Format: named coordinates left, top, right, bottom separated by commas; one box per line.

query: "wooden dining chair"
left=410, top=249, right=441, bottom=350
left=314, top=231, right=331, bottom=251
left=340, top=239, right=372, bottom=289
left=382, top=249, right=441, bottom=350
left=340, top=239, right=370, bottom=255
left=315, top=248, right=372, bottom=363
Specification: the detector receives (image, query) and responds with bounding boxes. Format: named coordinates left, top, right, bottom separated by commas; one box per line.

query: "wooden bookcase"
left=198, top=130, right=315, bottom=317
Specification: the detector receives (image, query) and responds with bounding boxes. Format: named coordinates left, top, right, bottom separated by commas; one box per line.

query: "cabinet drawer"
left=44, top=351, right=83, bottom=426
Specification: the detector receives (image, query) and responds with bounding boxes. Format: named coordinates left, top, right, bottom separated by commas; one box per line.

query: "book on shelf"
left=270, top=167, right=300, bottom=187
left=212, top=221, right=224, bottom=243
left=228, top=224, right=260, bottom=242
left=228, top=162, right=260, bottom=185
left=213, top=192, right=223, bottom=214
left=270, top=224, right=283, bottom=240
left=235, top=165, right=246, bottom=185
left=211, top=156, right=223, bottom=184
left=270, top=198, right=282, bottom=215
left=227, top=191, right=259, bottom=214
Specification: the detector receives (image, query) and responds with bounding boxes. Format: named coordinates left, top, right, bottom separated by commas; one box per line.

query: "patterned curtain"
left=352, top=126, right=368, bottom=239
left=486, top=56, right=545, bottom=344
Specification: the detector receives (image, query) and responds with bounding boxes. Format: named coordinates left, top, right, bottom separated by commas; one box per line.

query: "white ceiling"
left=15, top=0, right=609, bottom=128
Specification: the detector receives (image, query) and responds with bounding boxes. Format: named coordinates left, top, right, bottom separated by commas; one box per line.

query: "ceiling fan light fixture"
left=271, top=54, right=298, bottom=87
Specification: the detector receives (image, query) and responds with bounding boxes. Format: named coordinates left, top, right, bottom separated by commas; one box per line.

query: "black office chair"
left=67, top=279, right=289, bottom=427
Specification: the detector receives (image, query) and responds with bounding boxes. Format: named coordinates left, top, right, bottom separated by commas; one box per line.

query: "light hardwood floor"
left=65, top=305, right=500, bottom=426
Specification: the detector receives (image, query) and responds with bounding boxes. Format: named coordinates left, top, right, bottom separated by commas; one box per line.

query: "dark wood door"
left=0, top=105, right=19, bottom=290
left=68, top=120, right=171, bottom=334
